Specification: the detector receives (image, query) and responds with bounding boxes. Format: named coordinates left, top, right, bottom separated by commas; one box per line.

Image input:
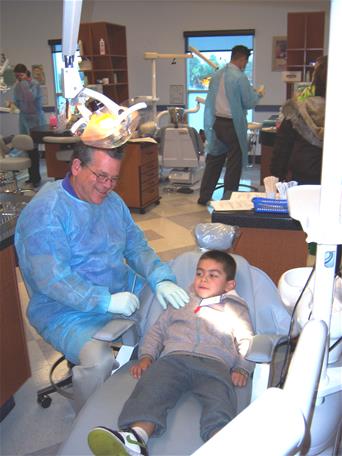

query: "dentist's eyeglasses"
left=83, top=163, right=119, bottom=186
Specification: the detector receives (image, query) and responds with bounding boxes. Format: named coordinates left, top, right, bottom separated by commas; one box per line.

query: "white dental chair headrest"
left=193, top=223, right=239, bottom=251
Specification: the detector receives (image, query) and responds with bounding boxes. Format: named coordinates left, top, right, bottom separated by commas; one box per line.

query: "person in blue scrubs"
left=15, top=143, right=189, bottom=411
left=13, top=63, right=46, bottom=188
left=198, top=46, right=264, bottom=204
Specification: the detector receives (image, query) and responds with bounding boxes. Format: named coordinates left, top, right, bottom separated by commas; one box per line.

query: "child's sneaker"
left=88, top=426, right=148, bottom=456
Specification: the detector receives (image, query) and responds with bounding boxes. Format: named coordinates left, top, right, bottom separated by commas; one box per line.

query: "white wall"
left=1, top=0, right=330, bottom=121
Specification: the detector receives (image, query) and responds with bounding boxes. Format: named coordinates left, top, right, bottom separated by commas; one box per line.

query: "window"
left=48, top=40, right=82, bottom=115
left=184, top=31, right=255, bottom=131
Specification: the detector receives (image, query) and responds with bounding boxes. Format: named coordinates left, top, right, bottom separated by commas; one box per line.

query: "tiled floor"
left=0, top=161, right=291, bottom=456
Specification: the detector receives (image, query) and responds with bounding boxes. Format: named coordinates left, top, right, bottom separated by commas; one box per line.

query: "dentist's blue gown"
left=15, top=179, right=176, bottom=364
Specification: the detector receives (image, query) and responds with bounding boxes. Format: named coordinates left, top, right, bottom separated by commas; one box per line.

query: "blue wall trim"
left=255, top=105, right=281, bottom=112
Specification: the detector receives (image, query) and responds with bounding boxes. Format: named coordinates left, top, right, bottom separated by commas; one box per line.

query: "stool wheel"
left=37, top=394, right=52, bottom=408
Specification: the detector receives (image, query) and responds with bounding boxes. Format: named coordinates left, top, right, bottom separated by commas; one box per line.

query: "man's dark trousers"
left=199, top=117, right=242, bottom=203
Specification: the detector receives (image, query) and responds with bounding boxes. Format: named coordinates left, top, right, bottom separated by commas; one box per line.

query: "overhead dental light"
left=61, top=0, right=146, bottom=148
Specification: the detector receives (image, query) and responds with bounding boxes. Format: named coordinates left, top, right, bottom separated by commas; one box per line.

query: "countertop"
left=30, top=125, right=74, bottom=144
left=0, top=193, right=33, bottom=250
left=212, top=190, right=302, bottom=231
left=212, top=209, right=302, bottom=231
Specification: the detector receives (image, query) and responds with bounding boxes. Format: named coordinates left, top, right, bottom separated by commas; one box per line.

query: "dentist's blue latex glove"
left=156, top=281, right=189, bottom=309
left=108, top=292, right=140, bottom=316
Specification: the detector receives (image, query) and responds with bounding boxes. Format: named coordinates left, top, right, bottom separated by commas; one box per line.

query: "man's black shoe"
left=32, top=180, right=42, bottom=188
left=197, top=199, right=209, bottom=206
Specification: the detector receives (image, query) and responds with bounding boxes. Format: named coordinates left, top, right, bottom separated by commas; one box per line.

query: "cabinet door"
left=287, top=13, right=306, bottom=49
left=0, top=245, right=31, bottom=405
left=307, top=12, right=325, bottom=49
left=115, top=143, right=159, bottom=209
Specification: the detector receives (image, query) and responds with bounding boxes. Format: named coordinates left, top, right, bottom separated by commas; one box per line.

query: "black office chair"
left=36, top=323, right=137, bottom=409
left=37, top=355, right=74, bottom=408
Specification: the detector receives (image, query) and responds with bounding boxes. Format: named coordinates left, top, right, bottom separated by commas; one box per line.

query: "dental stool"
left=20, top=265, right=138, bottom=410
left=0, top=135, right=33, bottom=192
left=36, top=319, right=138, bottom=409
left=58, top=225, right=291, bottom=455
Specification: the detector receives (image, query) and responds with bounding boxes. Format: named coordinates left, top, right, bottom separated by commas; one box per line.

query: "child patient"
left=88, top=250, right=254, bottom=456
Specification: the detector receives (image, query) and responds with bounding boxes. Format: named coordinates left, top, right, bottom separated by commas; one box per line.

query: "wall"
left=0, top=0, right=330, bottom=133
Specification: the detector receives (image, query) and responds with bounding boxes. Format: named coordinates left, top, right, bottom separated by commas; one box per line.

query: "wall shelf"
left=78, top=22, right=129, bottom=104
left=286, top=11, right=325, bottom=98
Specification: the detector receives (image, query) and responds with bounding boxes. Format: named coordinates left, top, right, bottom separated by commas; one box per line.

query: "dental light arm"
left=61, top=0, right=146, bottom=147
left=188, top=46, right=219, bottom=71
left=61, top=0, right=83, bottom=99
left=144, top=51, right=192, bottom=119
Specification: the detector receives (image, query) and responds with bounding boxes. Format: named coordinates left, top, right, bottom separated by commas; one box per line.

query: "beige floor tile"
left=137, top=218, right=196, bottom=253
left=27, top=340, right=53, bottom=373
left=158, top=245, right=198, bottom=262
left=152, top=199, right=209, bottom=217
left=143, top=229, right=163, bottom=241
left=167, top=211, right=211, bottom=230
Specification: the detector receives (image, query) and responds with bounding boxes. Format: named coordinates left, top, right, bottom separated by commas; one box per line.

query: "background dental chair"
left=57, top=233, right=291, bottom=455
left=42, top=135, right=80, bottom=179
left=0, top=134, right=33, bottom=192
left=158, top=107, right=204, bottom=187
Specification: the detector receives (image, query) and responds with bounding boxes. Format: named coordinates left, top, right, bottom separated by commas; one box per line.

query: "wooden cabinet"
left=211, top=211, right=308, bottom=285
left=0, top=244, right=31, bottom=413
left=78, top=22, right=129, bottom=104
left=286, top=11, right=325, bottom=98
left=115, top=142, right=160, bottom=213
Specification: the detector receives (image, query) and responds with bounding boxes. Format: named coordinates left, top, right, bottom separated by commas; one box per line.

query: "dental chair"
left=42, top=136, right=80, bottom=179
left=57, top=223, right=291, bottom=456
left=158, top=107, right=204, bottom=187
left=0, top=135, right=33, bottom=192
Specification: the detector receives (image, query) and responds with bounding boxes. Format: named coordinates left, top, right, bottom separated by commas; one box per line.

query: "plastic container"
left=252, top=197, right=288, bottom=214
left=99, top=38, right=105, bottom=55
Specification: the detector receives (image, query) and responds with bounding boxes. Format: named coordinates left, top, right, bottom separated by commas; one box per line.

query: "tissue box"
left=252, top=197, right=288, bottom=214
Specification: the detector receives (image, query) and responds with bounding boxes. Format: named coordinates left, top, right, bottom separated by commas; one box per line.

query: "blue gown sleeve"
left=238, top=75, right=261, bottom=111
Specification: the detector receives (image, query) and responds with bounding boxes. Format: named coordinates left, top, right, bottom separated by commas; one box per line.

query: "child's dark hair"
left=199, top=250, right=236, bottom=280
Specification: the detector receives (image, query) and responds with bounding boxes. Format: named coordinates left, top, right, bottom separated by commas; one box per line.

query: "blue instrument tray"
left=252, top=197, right=288, bottom=214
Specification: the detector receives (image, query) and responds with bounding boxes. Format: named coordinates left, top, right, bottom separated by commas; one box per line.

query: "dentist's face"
left=71, top=150, right=121, bottom=204
left=194, top=259, right=235, bottom=299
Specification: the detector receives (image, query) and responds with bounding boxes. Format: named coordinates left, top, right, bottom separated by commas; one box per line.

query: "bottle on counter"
left=78, top=40, right=84, bottom=56
left=99, top=38, right=106, bottom=55
left=49, top=114, right=58, bottom=128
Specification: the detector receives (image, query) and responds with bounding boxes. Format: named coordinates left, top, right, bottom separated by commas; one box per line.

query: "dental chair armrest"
left=92, top=319, right=137, bottom=344
left=246, top=334, right=288, bottom=363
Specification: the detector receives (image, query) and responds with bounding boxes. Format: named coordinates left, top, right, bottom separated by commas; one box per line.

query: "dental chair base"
left=159, top=126, right=204, bottom=187
left=168, top=165, right=204, bottom=186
